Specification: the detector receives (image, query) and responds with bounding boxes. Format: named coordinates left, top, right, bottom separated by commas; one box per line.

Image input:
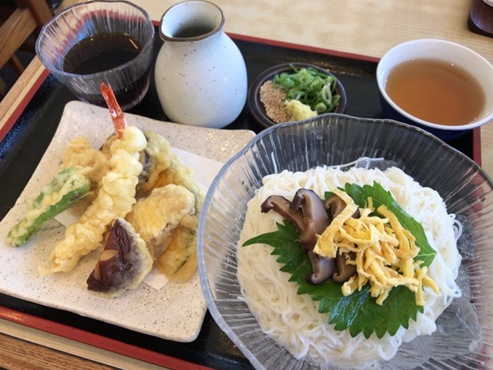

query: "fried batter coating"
left=156, top=225, right=198, bottom=283
left=137, top=130, right=173, bottom=195
left=154, top=152, right=204, bottom=214
left=102, top=130, right=172, bottom=197
left=87, top=218, right=153, bottom=298
left=125, top=184, right=195, bottom=257
left=7, top=166, right=91, bottom=247
left=61, top=136, right=111, bottom=183
left=44, top=126, right=147, bottom=274
left=60, top=136, right=112, bottom=214
left=149, top=143, right=204, bottom=281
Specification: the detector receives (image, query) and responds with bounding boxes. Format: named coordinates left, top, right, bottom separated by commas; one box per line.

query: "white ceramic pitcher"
left=155, top=1, right=247, bottom=128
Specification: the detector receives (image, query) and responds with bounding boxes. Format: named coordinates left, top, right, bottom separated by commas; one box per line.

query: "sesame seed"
left=259, top=81, right=290, bottom=124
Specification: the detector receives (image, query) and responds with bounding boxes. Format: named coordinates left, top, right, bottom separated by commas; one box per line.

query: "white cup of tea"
left=376, top=39, right=493, bottom=140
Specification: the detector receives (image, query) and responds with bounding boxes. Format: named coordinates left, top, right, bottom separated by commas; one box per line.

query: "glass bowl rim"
left=197, top=113, right=492, bottom=370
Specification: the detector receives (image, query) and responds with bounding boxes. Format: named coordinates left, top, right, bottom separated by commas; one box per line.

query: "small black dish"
left=247, top=62, right=347, bottom=128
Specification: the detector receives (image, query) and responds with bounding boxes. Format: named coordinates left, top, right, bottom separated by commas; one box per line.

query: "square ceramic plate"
left=0, top=101, right=255, bottom=342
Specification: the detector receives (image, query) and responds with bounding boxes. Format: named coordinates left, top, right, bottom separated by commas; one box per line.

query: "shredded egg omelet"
left=314, top=189, right=439, bottom=306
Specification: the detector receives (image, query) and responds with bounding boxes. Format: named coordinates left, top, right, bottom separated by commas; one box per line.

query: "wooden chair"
left=0, top=0, right=53, bottom=78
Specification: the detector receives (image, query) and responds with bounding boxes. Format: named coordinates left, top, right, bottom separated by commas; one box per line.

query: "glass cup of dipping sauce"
left=35, top=0, right=154, bottom=111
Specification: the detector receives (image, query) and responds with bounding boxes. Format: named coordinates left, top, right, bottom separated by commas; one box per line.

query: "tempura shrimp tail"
left=101, top=83, right=127, bottom=138
left=42, top=126, right=147, bottom=275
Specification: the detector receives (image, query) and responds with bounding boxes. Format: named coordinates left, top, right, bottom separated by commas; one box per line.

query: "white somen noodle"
left=237, top=165, right=461, bottom=369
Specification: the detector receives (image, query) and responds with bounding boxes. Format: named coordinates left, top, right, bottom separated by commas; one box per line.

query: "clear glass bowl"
left=197, top=114, right=493, bottom=370
left=35, top=0, right=154, bottom=111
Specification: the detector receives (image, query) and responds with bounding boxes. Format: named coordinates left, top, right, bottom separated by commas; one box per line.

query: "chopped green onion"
left=272, top=64, right=340, bottom=114
left=315, top=102, right=327, bottom=113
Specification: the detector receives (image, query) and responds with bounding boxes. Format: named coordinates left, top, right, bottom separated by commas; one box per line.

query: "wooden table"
left=0, top=0, right=492, bottom=369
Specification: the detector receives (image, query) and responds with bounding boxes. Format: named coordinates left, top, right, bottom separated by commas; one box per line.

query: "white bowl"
left=376, top=39, right=493, bottom=140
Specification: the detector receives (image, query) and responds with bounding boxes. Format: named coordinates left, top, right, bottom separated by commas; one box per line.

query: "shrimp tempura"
left=43, top=126, right=147, bottom=274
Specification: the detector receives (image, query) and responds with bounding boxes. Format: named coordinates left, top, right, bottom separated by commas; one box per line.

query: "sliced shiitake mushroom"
left=332, top=251, right=357, bottom=283
left=324, top=193, right=359, bottom=219
left=290, top=189, right=329, bottom=250
left=261, top=195, right=305, bottom=234
left=261, top=189, right=358, bottom=286
left=306, top=251, right=335, bottom=285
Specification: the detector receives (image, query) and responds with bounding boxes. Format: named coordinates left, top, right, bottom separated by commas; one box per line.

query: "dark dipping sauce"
left=63, top=33, right=141, bottom=74
left=62, top=33, right=150, bottom=110
left=173, top=25, right=214, bottom=38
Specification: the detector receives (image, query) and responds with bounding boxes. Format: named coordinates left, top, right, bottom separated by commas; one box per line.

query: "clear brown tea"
left=385, top=58, right=485, bottom=126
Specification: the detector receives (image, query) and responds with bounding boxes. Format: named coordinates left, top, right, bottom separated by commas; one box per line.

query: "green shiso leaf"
left=344, top=181, right=436, bottom=267
left=242, top=182, right=435, bottom=338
